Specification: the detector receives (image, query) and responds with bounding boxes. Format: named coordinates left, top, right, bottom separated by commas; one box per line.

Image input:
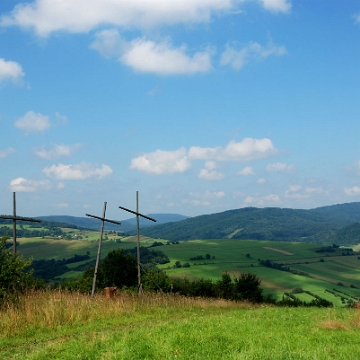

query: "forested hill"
left=139, top=203, right=360, bottom=244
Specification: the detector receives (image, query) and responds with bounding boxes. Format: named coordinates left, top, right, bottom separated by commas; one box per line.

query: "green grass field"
left=14, top=233, right=360, bottom=306
left=1, top=291, right=359, bottom=359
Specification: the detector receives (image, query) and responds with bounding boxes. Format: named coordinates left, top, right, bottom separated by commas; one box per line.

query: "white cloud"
left=198, top=169, right=224, bottom=180
left=131, top=138, right=279, bottom=175
left=189, top=138, right=278, bottom=162
left=244, top=196, right=255, bottom=205
left=34, top=144, right=81, bottom=160
left=90, top=29, right=125, bottom=58
left=0, top=148, right=16, bottom=159
left=285, top=185, right=327, bottom=199
left=220, top=41, right=286, bottom=70
left=260, top=0, right=291, bottom=13
left=257, top=178, right=266, bottom=184
left=121, top=38, right=212, bottom=75
left=91, top=31, right=213, bottom=75
left=264, top=194, right=280, bottom=202
left=344, top=186, right=360, bottom=196
left=130, top=148, right=191, bottom=174
left=57, top=182, right=65, bottom=189
left=237, top=166, right=255, bottom=176
left=198, top=161, right=224, bottom=180
left=55, top=203, right=69, bottom=208
left=14, top=111, right=51, bottom=133
left=243, top=193, right=280, bottom=206
left=9, top=177, right=51, bottom=192
left=43, top=163, right=113, bottom=180
left=0, top=0, right=242, bottom=36
left=204, top=191, right=225, bottom=199
left=185, top=190, right=225, bottom=206
left=353, top=13, right=360, bottom=24
left=0, top=58, right=24, bottom=83
left=266, top=162, right=295, bottom=173
left=1, top=1, right=288, bottom=37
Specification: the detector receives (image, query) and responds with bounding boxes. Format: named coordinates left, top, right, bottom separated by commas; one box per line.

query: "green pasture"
left=2, top=292, right=360, bottom=360
left=15, top=235, right=153, bottom=260
left=156, top=239, right=360, bottom=306
left=13, top=235, right=360, bottom=306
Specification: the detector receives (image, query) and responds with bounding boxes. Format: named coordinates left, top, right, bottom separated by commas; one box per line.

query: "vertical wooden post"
left=118, top=192, right=156, bottom=296
left=13, top=192, right=17, bottom=255
left=91, top=202, right=107, bottom=298
left=136, top=191, right=142, bottom=294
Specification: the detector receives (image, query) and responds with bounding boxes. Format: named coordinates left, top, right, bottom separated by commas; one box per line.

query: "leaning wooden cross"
left=119, top=191, right=156, bottom=294
left=0, top=192, right=41, bottom=255
left=86, top=202, right=121, bottom=298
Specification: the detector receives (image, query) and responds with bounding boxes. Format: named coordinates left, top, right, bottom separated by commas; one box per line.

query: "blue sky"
left=0, top=0, right=360, bottom=220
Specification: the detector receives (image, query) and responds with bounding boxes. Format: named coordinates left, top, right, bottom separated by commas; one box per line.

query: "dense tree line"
left=30, top=254, right=90, bottom=281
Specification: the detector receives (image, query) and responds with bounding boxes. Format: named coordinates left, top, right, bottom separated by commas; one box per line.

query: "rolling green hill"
left=138, top=203, right=360, bottom=244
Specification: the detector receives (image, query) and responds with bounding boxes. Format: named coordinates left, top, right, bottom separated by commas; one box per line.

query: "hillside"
left=139, top=203, right=360, bottom=244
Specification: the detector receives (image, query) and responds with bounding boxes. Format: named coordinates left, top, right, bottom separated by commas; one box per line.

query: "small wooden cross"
left=0, top=192, right=41, bottom=255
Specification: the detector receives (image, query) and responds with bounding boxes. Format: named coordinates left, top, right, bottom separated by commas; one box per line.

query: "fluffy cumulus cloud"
left=243, top=193, right=280, bottom=206
left=266, top=162, right=295, bottom=173
left=9, top=177, right=51, bottom=192
left=0, top=58, right=25, bottom=83
left=130, top=148, right=191, bottom=174
left=285, top=185, right=327, bottom=199
left=189, top=138, right=278, bottom=162
left=0, top=0, right=291, bottom=37
left=43, top=163, right=113, bottom=180
left=0, top=148, right=16, bottom=159
left=220, top=41, right=286, bottom=70
left=198, top=161, right=224, bottom=180
left=184, top=190, right=225, bottom=207
left=14, top=111, right=51, bottom=133
left=121, top=39, right=212, bottom=75
left=344, top=186, right=360, bottom=196
left=260, top=0, right=291, bottom=13
left=237, top=166, right=255, bottom=176
left=91, top=30, right=212, bottom=75
left=130, top=138, right=279, bottom=175
left=34, top=144, right=81, bottom=160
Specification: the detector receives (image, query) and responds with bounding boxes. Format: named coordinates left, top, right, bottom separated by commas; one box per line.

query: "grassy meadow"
left=13, top=230, right=360, bottom=306
left=1, top=290, right=360, bottom=359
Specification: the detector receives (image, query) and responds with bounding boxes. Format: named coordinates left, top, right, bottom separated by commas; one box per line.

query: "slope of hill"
left=139, top=203, right=360, bottom=244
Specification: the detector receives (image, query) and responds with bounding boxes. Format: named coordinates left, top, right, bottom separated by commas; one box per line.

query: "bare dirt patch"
left=263, top=247, right=294, bottom=255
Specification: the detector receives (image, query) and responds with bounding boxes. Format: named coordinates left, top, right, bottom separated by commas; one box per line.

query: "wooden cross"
left=119, top=191, right=156, bottom=294
left=0, top=192, right=41, bottom=255
left=86, top=202, right=121, bottom=297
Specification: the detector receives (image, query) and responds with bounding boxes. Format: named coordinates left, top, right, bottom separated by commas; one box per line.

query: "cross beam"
left=119, top=191, right=156, bottom=294
left=86, top=202, right=121, bottom=297
left=0, top=192, right=41, bottom=255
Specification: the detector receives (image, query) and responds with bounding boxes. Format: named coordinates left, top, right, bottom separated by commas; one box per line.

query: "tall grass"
left=1, top=290, right=360, bottom=359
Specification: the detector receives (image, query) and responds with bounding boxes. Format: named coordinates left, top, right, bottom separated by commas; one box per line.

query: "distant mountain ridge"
left=137, top=202, right=360, bottom=245
left=35, top=214, right=189, bottom=233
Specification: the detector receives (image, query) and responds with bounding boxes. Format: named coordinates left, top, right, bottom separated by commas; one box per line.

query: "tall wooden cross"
left=119, top=191, right=156, bottom=294
left=86, top=202, right=121, bottom=297
left=0, top=192, right=41, bottom=255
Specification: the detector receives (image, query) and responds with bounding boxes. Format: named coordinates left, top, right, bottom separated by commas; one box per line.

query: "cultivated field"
left=14, top=231, right=360, bottom=307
